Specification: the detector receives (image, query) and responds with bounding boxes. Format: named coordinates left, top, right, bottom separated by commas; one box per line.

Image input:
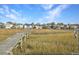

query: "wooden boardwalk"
left=0, top=32, right=26, bottom=55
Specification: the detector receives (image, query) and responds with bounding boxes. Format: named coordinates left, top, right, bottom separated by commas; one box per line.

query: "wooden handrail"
left=0, top=32, right=27, bottom=55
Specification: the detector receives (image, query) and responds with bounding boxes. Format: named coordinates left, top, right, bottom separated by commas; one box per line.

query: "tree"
left=6, top=22, right=13, bottom=24
left=31, top=23, right=34, bottom=26
left=42, top=23, right=48, bottom=29
left=31, top=23, right=35, bottom=29
left=51, top=22, right=55, bottom=26
left=47, top=22, right=55, bottom=29
left=57, top=23, right=64, bottom=25
left=36, top=23, right=40, bottom=26
left=47, top=22, right=55, bottom=26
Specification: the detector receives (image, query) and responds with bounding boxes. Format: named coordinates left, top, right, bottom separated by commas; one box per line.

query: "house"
left=15, top=23, right=24, bottom=29
left=53, top=25, right=58, bottom=29
left=24, top=23, right=43, bottom=29
left=69, top=24, right=79, bottom=29
left=63, top=25, right=70, bottom=29
left=5, top=22, right=14, bottom=29
left=0, top=22, right=5, bottom=29
left=33, top=24, right=42, bottom=29
left=23, top=24, right=33, bottom=29
left=35, top=25, right=42, bottom=29
left=55, top=25, right=65, bottom=30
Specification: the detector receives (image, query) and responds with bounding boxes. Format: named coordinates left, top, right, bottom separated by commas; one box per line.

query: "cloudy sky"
left=0, top=4, right=79, bottom=24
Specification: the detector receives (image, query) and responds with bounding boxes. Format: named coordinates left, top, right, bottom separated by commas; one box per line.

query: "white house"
left=5, top=22, right=14, bottom=29
left=35, top=25, right=42, bottom=29
left=15, top=24, right=24, bottom=29
left=24, top=24, right=28, bottom=28
left=24, top=24, right=33, bottom=29
left=56, top=25, right=65, bottom=29
left=69, top=24, right=79, bottom=29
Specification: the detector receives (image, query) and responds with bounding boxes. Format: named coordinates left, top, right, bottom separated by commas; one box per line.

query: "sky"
left=0, top=4, right=79, bottom=24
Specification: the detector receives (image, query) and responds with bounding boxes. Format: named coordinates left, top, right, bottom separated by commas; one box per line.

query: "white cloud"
left=0, top=5, right=22, bottom=21
left=5, top=14, right=17, bottom=20
left=11, top=9, right=21, bottom=16
left=44, top=4, right=70, bottom=22
left=0, top=8, right=3, bottom=11
left=41, top=4, right=54, bottom=10
left=0, top=4, right=70, bottom=24
left=0, top=5, right=29, bottom=23
left=49, top=5, right=69, bottom=17
left=0, top=8, right=4, bottom=14
left=2, top=5, right=10, bottom=14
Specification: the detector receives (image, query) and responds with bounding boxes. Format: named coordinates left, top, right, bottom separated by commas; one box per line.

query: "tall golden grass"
left=0, top=29, right=24, bottom=41
left=13, top=29, right=79, bottom=55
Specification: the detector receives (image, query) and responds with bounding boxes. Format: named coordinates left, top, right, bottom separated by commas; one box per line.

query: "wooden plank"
left=0, top=32, right=26, bottom=55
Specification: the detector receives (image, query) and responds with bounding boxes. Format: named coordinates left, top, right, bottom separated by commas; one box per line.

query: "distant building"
left=0, top=21, right=79, bottom=30
left=15, top=23, right=24, bottom=29
left=5, top=22, right=14, bottom=29
left=0, top=22, right=5, bottom=29
left=35, top=25, right=42, bottom=29
left=24, top=24, right=33, bottom=29
left=69, top=24, right=79, bottom=29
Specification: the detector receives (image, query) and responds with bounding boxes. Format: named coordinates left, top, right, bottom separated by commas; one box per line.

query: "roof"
left=70, top=24, right=79, bottom=26
left=24, top=24, right=32, bottom=26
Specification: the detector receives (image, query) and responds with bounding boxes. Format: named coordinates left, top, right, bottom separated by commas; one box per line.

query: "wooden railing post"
left=13, top=33, right=27, bottom=55
left=5, top=32, right=27, bottom=55
left=77, top=32, right=79, bottom=50
left=26, top=27, right=31, bottom=39
left=17, top=42, right=22, bottom=54
left=7, top=47, right=13, bottom=55
left=22, top=34, right=27, bottom=54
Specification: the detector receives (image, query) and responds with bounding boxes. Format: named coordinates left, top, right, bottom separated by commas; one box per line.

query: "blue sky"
left=0, top=4, right=79, bottom=24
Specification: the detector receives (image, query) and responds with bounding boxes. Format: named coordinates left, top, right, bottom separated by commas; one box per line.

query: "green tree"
left=51, top=22, right=55, bottom=26
left=57, top=23, right=64, bottom=25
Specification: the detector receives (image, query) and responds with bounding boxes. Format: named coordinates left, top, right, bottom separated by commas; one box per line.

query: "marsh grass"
left=0, top=29, right=24, bottom=42
left=13, top=29, right=79, bottom=55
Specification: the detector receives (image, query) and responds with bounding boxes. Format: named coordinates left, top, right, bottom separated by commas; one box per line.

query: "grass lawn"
left=13, top=29, right=79, bottom=55
left=0, top=29, right=24, bottom=42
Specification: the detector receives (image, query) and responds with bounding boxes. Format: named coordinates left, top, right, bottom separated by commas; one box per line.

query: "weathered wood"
left=74, top=29, right=79, bottom=53
left=12, top=33, right=27, bottom=55
left=21, top=36, right=26, bottom=54
left=0, top=28, right=32, bottom=55
left=0, top=32, right=26, bottom=55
